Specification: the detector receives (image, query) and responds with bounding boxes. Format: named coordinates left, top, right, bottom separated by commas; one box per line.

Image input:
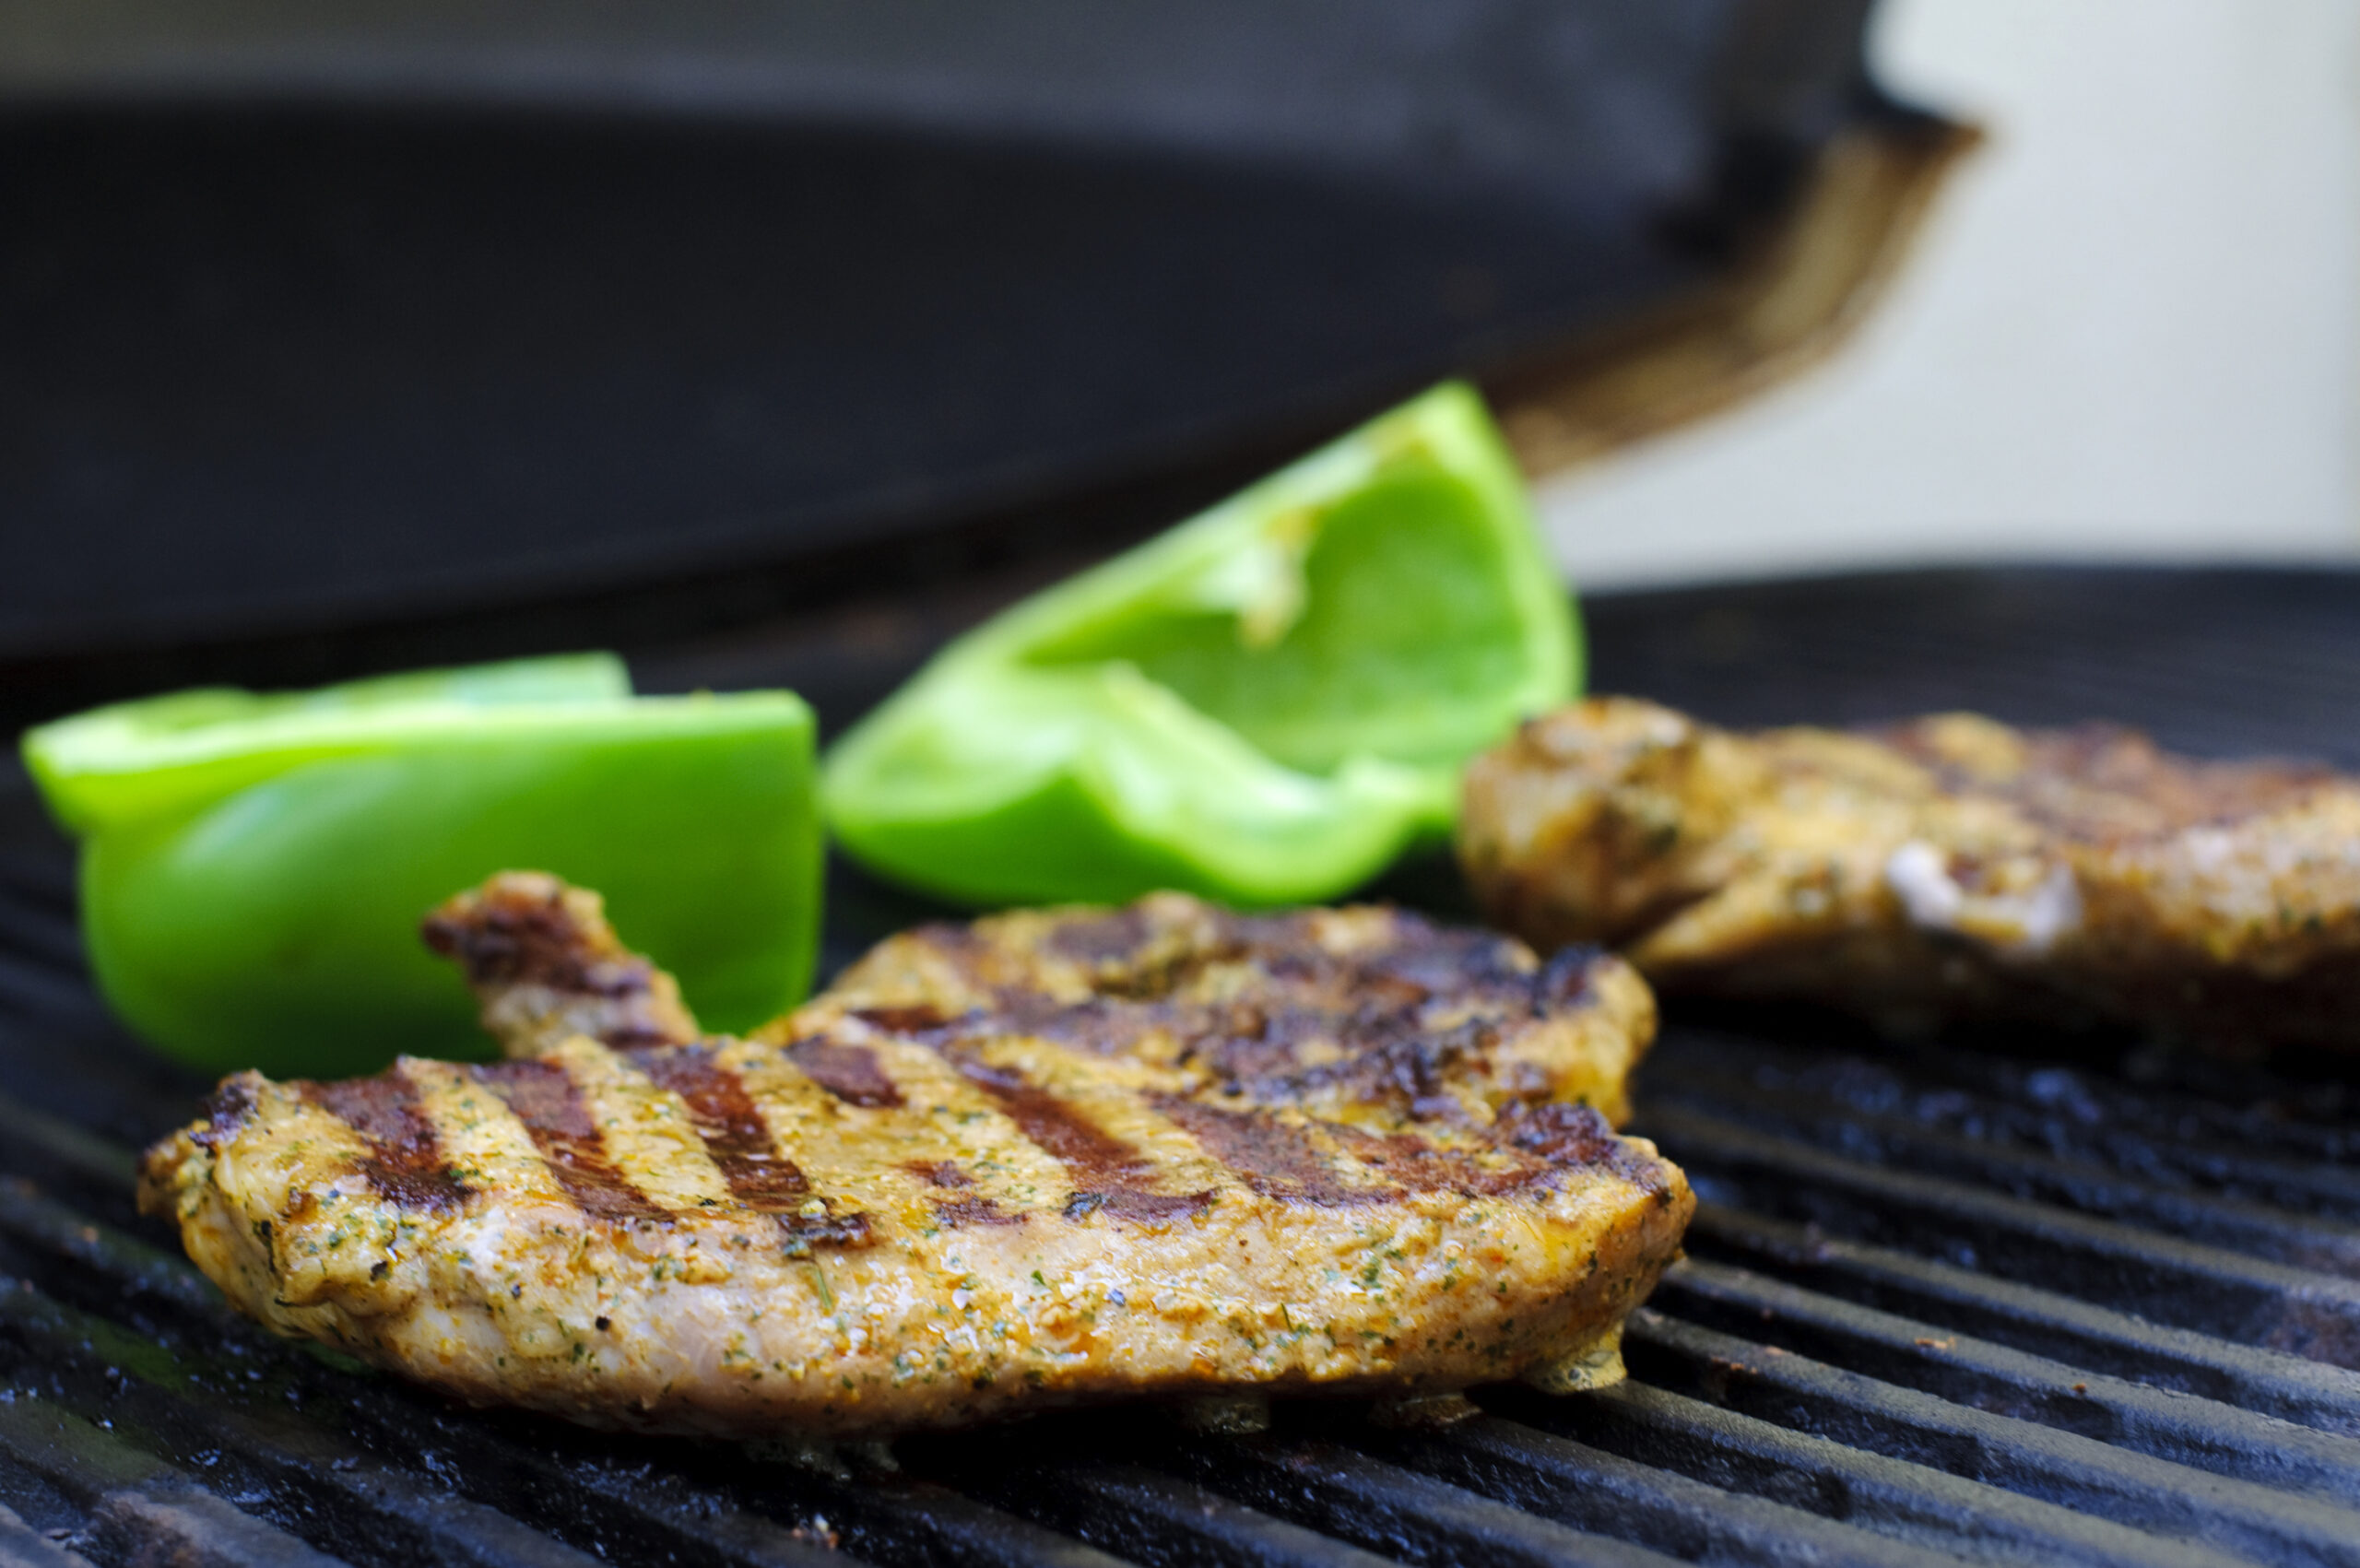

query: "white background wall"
left=1540, top=0, right=2360, bottom=587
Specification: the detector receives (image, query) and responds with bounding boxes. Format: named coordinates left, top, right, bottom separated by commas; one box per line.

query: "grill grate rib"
left=1622, top=1311, right=2360, bottom=1567
left=1499, top=1380, right=2236, bottom=1568
left=7, top=565, right=2360, bottom=1565
left=1386, top=1414, right=1968, bottom=1568
left=1134, top=1430, right=1684, bottom=1568
left=1648, top=1102, right=2360, bottom=1359
left=942, top=1459, right=1405, bottom=1568
left=1683, top=1204, right=2360, bottom=1437
left=1650, top=1257, right=2360, bottom=1501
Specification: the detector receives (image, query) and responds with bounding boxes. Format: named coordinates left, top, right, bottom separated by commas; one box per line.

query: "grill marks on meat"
left=1152, top=1100, right=1375, bottom=1207
left=934, top=1196, right=1025, bottom=1227
left=625, top=1045, right=810, bottom=1208
left=1153, top=1097, right=1651, bottom=1208
left=624, top=1044, right=872, bottom=1249
left=203, top=881, right=1660, bottom=1232
left=1462, top=696, right=2360, bottom=1052
left=785, top=1039, right=905, bottom=1108
left=139, top=873, right=1685, bottom=1440
left=951, top=1057, right=1146, bottom=1181
left=298, top=1074, right=469, bottom=1215
left=931, top=1047, right=1218, bottom=1224
left=817, top=902, right=1644, bottom=1125
left=472, top=1060, right=669, bottom=1223
left=904, top=1161, right=1023, bottom=1227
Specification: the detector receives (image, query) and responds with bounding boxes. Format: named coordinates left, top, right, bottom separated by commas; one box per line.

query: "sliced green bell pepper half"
left=23, top=654, right=820, bottom=1079
left=823, top=381, right=1578, bottom=907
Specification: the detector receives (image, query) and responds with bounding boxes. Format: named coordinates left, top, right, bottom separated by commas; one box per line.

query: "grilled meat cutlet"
left=1461, top=696, right=2360, bottom=1052
left=140, top=873, right=1689, bottom=1439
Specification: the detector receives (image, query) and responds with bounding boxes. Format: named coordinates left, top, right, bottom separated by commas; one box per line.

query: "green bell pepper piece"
left=23, top=654, right=820, bottom=1079
left=823, top=381, right=1578, bottom=906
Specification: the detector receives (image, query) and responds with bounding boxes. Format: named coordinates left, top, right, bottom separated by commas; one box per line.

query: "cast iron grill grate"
left=3, top=566, right=2359, bottom=1567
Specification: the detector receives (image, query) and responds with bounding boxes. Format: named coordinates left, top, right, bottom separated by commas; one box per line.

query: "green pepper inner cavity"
left=1021, top=465, right=1531, bottom=775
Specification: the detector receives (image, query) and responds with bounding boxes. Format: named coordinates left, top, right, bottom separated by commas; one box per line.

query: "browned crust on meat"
left=423, top=872, right=699, bottom=1052
left=1462, top=696, right=2360, bottom=1052
left=1877, top=718, right=2333, bottom=843
left=800, top=896, right=1649, bottom=1126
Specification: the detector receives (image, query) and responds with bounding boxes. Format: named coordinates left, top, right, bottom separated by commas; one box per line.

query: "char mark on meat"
left=425, top=871, right=700, bottom=1055
left=301, top=1072, right=470, bottom=1214
left=473, top=1060, right=670, bottom=1222
left=629, top=1043, right=813, bottom=1207
left=787, top=1039, right=907, bottom=1107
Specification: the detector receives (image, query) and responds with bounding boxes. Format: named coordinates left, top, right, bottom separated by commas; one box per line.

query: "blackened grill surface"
left=6, top=565, right=2360, bottom=1565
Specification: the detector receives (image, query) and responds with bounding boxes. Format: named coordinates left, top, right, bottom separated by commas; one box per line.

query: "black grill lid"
left=0, top=0, right=1899, bottom=667
left=4, top=565, right=2360, bottom=1565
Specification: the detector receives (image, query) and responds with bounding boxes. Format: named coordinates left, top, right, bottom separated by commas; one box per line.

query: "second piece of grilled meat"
left=1461, top=696, right=2360, bottom=1051
left=140, top=874, right=1689, bottom=1438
